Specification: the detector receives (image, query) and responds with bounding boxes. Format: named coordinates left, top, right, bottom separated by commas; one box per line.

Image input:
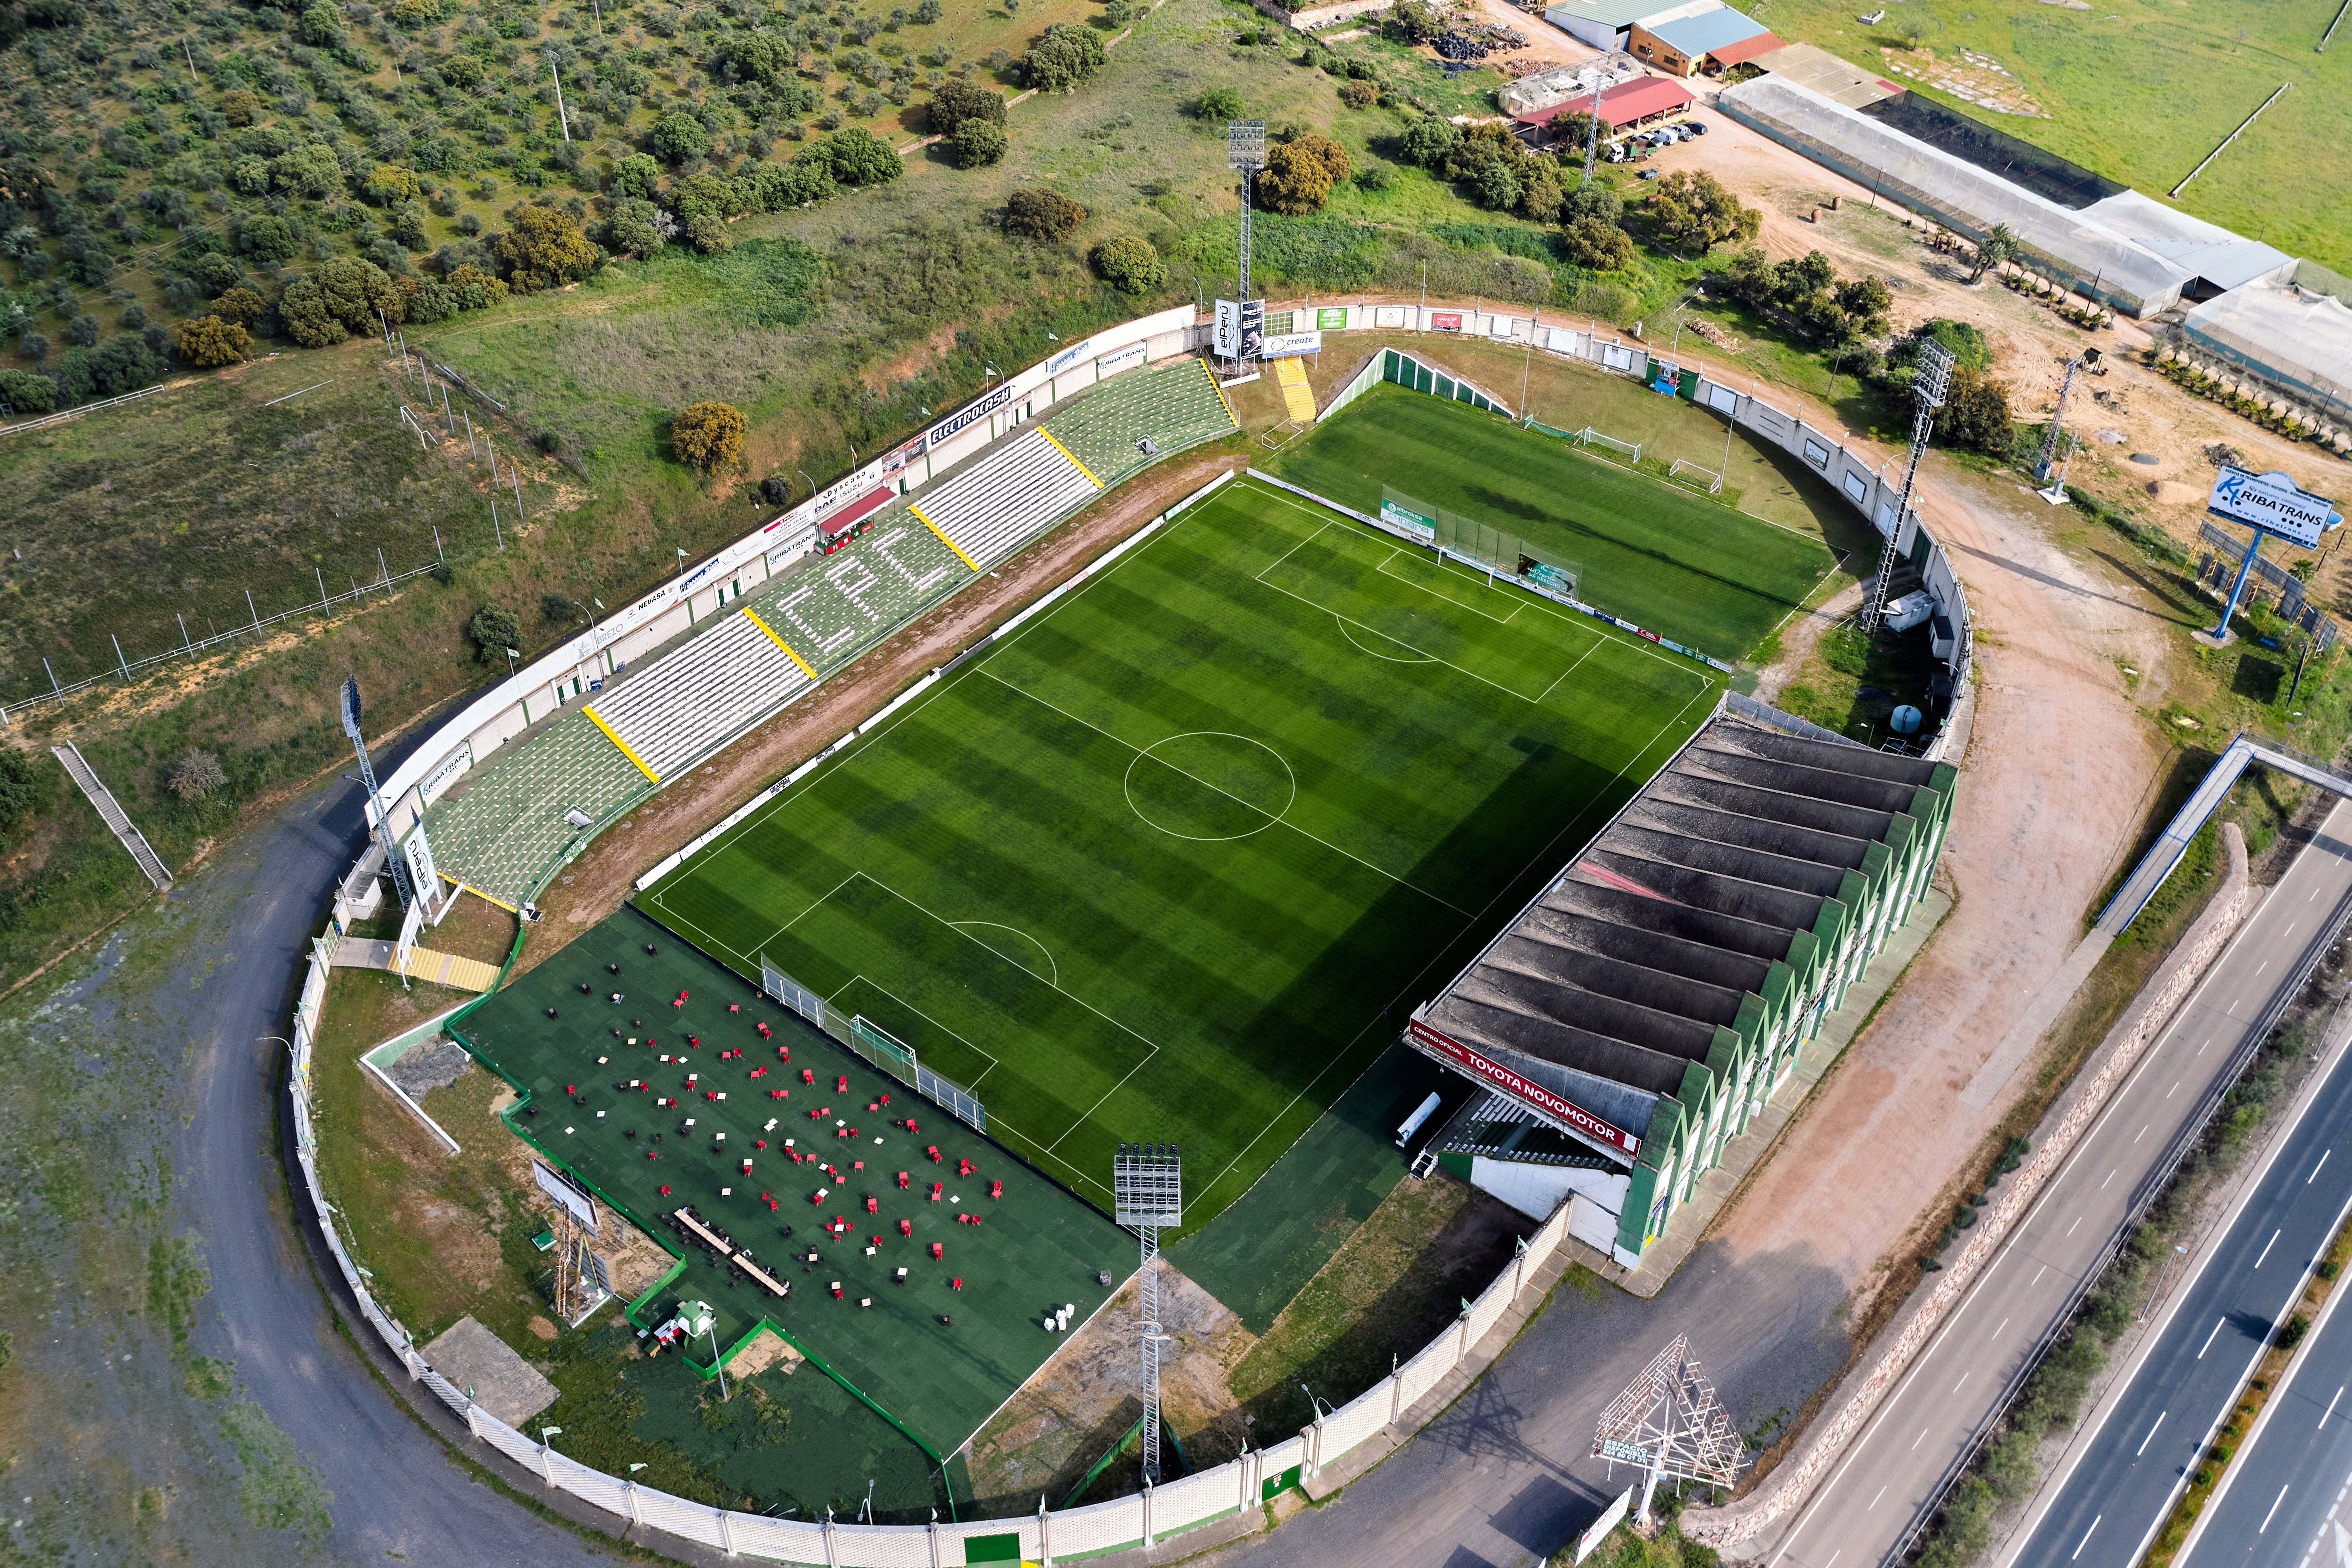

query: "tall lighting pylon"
left=1227, top=120, right=1266, bottom=309
left=1114, top=1143, right=1183, bottom=1487
left=340, top=677, right=414, bottom=907
left=1864, top=339, right=1953, bottom=633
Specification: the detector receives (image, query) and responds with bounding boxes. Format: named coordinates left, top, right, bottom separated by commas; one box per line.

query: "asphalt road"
left=1764, top=801, right=2352, bottom=1568
left=1999, top=879, right=2352, bottom=1563
left=2183, top=1236, right=2352, bottom=1568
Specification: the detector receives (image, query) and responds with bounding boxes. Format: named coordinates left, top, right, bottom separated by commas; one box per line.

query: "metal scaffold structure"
left=1113, top=1142, right=1183, bottom=1486
left=1592, top=1335, right=1745, bottom=1525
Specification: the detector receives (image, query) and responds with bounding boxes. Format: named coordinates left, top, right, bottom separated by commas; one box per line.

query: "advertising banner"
left=1380, top=497, right=1437, bottom=542
left=533, top=1161, right=599, bottom=1236
left=1095, top=341, right=1147, bottom=378
left=2207, top=467, right=2343, bottom=549
left=416, top=741, right=473, bottom=810
left=1316, top=306, right=1349, bottom=331
left=1214, top=299, right=1242, bottom=359
left=1261, top=331, right=1323, bottom=358
left=1406, top=1017, right=1640, bottom=1157
left=1374, top=305, right=1407, bottom=328
left=1430, top=311, right=1463, bottom=331
left=1576, top=1489, right=1635, bottom=1561
left=400, top=824, right=441, bottom=905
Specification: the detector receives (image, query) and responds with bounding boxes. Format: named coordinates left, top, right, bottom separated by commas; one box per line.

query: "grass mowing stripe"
left=1267, top=392, right=1833, bottom=657
left=647, top=457, right=1722, bottom=1252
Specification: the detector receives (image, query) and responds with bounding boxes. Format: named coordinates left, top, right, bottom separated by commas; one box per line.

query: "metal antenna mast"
left=2033, top=348, right=2097, bottom=484
left=1114, top=1143, right=1183, bottom=1486
left=1592, top=1335, right=1745, bottom=1526
left=1864, top=339, right=1953, bottom=632
left=340, top=677, right=415, bottom=907
left=1227, top=121, right=1266, bottom=308
left=1580, top=63, right=1607, bottom=186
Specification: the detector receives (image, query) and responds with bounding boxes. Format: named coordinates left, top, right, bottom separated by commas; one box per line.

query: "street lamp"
left=707, top=1318, right=728, bottom=1401
left=796, top=469, right=815, bottom=501
left=1300, top=1383, right=1334, bottom=1420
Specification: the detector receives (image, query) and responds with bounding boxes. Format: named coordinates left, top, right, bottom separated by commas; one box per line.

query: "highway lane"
left=2178, top=1167, right=2352, bottom=1568
left=1764, top=801, right=2352, bottom=1568
left=2001, top=923, right=2352, bottom=1566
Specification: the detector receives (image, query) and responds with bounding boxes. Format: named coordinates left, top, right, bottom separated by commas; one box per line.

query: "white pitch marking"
left=2137, top=1411, right=2166, bottom=1456
left=2201, top=1316, right=2229, bottom=1358
left=2260, top=1229, right=2282, bottom=1268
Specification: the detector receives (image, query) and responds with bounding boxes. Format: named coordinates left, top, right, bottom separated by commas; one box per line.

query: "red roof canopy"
left=1704, top=30, right=1784, bottom=67
left=1595, top=75, right=1695, bottom=126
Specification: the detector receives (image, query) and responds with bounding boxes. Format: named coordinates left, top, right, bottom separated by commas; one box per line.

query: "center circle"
left=1124, top=732, right=1297, bottom=842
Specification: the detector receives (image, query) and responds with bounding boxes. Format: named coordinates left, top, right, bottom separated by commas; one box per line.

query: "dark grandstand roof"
left=1412, top=705, right=1945, bottom=1162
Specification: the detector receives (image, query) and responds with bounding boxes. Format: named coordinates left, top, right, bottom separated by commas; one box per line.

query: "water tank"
left=1890, top=705, right=1923, bottom=736
left=1396, top=1091, right=1442, bottom=1147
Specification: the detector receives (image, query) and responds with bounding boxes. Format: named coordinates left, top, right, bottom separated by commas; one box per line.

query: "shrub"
left=651, top=108, right=710, bottom=163
left=540, top=591, right=579, bottom=625
left=1020, top=21, right=1104, bottom=91
left=0, top=368, right=57, bottom=416
left=1354, top=161, right=1395, bottom=192
left=166, top=748, right=227, bottom=801
left=491, top=205, right=599, bottom=291
left=1256, top=131, right=1349, bottom=215
left=1399, top=115, right=1457, bottom=167
left=1560, top=216, right=1632, bottom=271
left=926, top=76, right=1004, bottom=136
left=610, top=152, right=662, bottom=199
left=364, top=163, right=419, bottom=206
left=465, top=605, right=522, bottom=662
left=65, top=313, right=97, bottom=347
left=605, top=196, right=662, bottom=256
left=950, top=118, right=1007, bottom=168
left=119, top=303, right=146, bottom=330
left=279, top=256, right=402, bottom=346
left=24, top=0, right=83, bottom=25
left=1090, top=233, right=1161, bottom=294
left=1648, top=169, right=1759, bottom=253
left=1936, top=367, right=2015, bottom=456
left=672, top=399, right=747, bottom=472
left=1338, top=78, right=1377, bottom=108
left=175, top=314, right=252, bottom=366
left=220, top=88, right=264, bottom=125
left=821, top=126, right=903, bottom=185
left=1005, top=187, right=1086, bottom=240
left=0, top=749, right=53, bottom=851
left=1194, top=85, right=1243, bottom=120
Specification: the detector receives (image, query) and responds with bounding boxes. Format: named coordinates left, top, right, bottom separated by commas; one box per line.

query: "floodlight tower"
left=1227, top=121, right=1266, bottom=308
left=1114, top=1143, right=1183, bottom=1486
left=1591, top=1336, right=1745, bottom=1526
left=340, top=677, right=415, bottom=907
left=1864, top=339, right=1954, bottom=633
left=2033, top=348, right=2099, bottom=484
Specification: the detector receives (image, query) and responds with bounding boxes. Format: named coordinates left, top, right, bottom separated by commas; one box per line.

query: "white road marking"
left=2101, top=1168, right=2118, bottom=1190
left=2267, top=1484, right=2293, bottom=1533
left=1996, top=1317, right=2011, bottom=1339
left=2073, top=1515, right=2102, bottom=1559
left=2138, top=1411, right=2166, bottom=1456
left=1954, top=1372, right=1970, bottom=1395
left=2202, top=1316, right=2229, bottom=1358
left=2318, top=1149, right=2335, bottom=1184
left=2261, top=961, right=2272, bottom=977
left=2069, top=1214, right=2085, bottom=1236
left=2326, top=1387, right=2345, bottom=1429
left=2034, top=1264, right=2049, bottom=1288
left=1913, top=1427, right=1930, bottom=1451
left=2169, top=1079, right=2182, bottom=1098
left=1870, top=1486, right=1886, bottom=1511
left=2261, top=1229, right=2283, bottom=1268
left=2136, top=1124, right=2150, bottom=1144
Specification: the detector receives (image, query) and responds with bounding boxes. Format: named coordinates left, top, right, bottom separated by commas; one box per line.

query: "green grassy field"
left=1751, top=0, right=2352, bottom=277
left=642, top=465, right=1728, bottom=1243
left=1268, top=389, right=1837, bottom=659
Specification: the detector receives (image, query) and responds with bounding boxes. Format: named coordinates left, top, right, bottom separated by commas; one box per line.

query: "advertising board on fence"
left=1261, top=331, right=1323, bottom=358
left=1379, top=491, right=1437, bottom=542
left=1317, top=306, right=1349, bottom=331
left=1430, top=311, right=1463, bottom=331
left=416, top=741, right=472, bottom=810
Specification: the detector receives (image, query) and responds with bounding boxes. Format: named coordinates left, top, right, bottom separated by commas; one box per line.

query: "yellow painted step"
left=1274, top=356, right=1317, bottom=423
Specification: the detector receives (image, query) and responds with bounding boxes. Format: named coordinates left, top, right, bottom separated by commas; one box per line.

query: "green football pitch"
left=641, top=466, right=1760, bottom=1235
left=1268, top=389, right=1837, bottom=658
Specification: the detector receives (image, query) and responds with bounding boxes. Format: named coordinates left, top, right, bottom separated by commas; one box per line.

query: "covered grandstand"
left=413, top=357, right=1237, bottom=908
left=1407, top=700, right=1954, bottom=1267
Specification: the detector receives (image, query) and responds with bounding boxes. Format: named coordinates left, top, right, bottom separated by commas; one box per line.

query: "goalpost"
left=1575, top=427, right=1642, bottom=464
left=1668, top=458, right=1724, bottom=495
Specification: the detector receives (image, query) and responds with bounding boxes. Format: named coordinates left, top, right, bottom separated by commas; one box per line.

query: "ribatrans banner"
left=2207, top=466, right=2343, bottom=549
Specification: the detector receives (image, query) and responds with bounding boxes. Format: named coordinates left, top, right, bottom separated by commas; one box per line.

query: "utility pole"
left=551, top=58, right=571, bottom=142
left=1581, top=62, right=1607, bottom=186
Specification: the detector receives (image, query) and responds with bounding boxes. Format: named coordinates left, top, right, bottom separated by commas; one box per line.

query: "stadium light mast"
left=1592, top=1336, right=1744, bottom=1527
left=2032, top=348, right=2098, bottom=486
left=1227, top=120, right=1266, bottom=308
left=1114, top=1143, right=1182, bottom=1487
left=1864, top=338, right=1953, bottom=634
left=340, top=677, right=415, bottom=908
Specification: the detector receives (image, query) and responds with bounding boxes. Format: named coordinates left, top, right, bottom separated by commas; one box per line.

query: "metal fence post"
left=1039, top=1493, right=1054, bottom=1566
left=1455, top=1312, right=1472, bottom=1368
left=1140, top=1476, right=1153, bottom=1548
left=717, top=1506, right=736, bottom=1557
left=1390, top=1368, right=1405, bottom=1426
left=823, top=1512, right=840, bottom=1568
left=625, top=1479, right=645, bottom=1527
left=928, top=1517, right=943, bottom=1568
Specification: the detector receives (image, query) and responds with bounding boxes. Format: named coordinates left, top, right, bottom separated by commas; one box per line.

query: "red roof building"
left=1512, top=74, right=1695, bottom=139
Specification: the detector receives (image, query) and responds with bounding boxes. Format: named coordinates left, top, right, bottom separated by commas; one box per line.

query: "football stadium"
left=314, top=315, right=1967, bottom=1541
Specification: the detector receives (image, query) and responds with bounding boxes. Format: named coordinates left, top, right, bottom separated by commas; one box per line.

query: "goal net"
left=849, top=1015, right=987, bottom=1134
left=1576, top=427, right=1642, bottom=463
left=760, top=954, right=828, bottom=1032
left=1668, top=458, right=1724, bottom=495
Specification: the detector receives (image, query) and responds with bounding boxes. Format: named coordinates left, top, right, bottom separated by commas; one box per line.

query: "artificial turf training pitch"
left=1268, top=389, right=1835, bottom=658
left=641, top=463, right=1816, bottom=1239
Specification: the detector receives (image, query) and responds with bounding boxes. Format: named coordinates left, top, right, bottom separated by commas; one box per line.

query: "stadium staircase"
left=584, top=611, right=815, bottom=781
left=1273, top=357, right=1318, bottom=423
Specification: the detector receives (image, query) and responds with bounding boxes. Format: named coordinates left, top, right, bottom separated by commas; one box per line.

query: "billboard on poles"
left=1575, top=1489, right=1634, bottom=1562
left=1261, top=331, right=1323, bottom=358
left=1214, top=300, right=1265, bottom=360
left=534, top=1161, right=599, bottom=1236
left=2207, top=467, right=2343, bottom=549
